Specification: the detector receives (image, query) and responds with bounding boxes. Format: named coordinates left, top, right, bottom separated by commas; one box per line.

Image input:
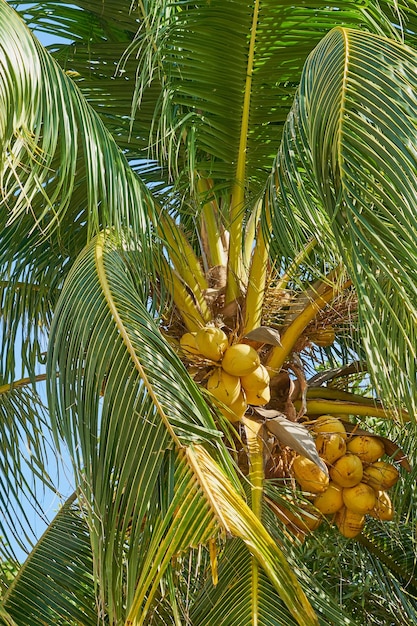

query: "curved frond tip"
left=272, top=27, right=417, bottom=417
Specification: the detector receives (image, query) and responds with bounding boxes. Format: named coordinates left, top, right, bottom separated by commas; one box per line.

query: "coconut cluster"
left=290, top=415, right=399, bottom=539
left=180, top=326, right=270, bottom=422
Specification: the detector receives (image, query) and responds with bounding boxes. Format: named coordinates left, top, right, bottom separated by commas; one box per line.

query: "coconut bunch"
left=180, top=325, right=270, bottom=422
left=290, top=415, right=400, bottom=539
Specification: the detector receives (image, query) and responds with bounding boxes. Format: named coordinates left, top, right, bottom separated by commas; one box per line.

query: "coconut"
left=370, top=490, right=394, bottom=521
left=292, top=456, right=329, bottom=494
left=314, top=482, right=344, bottom=515
left=330, top=454, right=363, bottom=488
left=244, top=384, right=271, bottom=406
left=335, top=507, right=365, bottom=538
left=312, top=415, right=347, bottom=440
left=347, top=435, right=385, bottom=464
left=241, top=364, right=270, bottom=406
left=195, top=326, right=228, bottom=361
left=221, top=392, right=247, bottom=423
left=241, top=364, right=270, bottom=389
left=207, top=368, right=241, bottom=405
left=363, top=461, right=399, bottom=490
left=180, top=332, right=200, bottom=357
left=221, top=343, right=260, bottom=377
left=342, top=482, right=376, bottom=515
left=315, top=432, right=346, bottom=465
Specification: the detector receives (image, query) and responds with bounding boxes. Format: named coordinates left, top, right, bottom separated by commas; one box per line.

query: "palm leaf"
left=272, top=27, right=417, bottom=416
left=0, top=271, right=56, bottom=381
left=0, top=380, right=58, bottom=561
left=0, top=0, right=157, bottom=379
left=298, top=522, right=417, bottom=626
left=12, top=2, right=404, bottom=194
left=1, top=495, right=96, bottom=626
left=0, top=2, right=154, bottom=255
left=47, top=233, right=317, bottom=624
left=190, top=538, right=299, bottom=626
left=123, top=0, right=403, bottom=196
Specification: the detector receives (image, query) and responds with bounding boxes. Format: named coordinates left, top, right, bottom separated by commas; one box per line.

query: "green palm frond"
left=0, top=0, right=160, bottom=379
left=294, top=518, right=417, bottom=626
left=262, top=483, right=360, bottom=626
left=360, top=528, right=417, bottom=596
left=271, top=27, right=417, bottom=416
left=125, top=448, right=221, bottom=624
left=123, top=0, right=402, bottom=192
left=11, top=2, right=404, bottom=197
left=12, top=0, right=160, bottom=162
left=0, top=271, right=54, bottom=381
left=47, top=233, right=317, bottom=624
left=0, top=381, right=58, bottom=561
left=190, top=538, right=299, bottom=626
left=1, top=495, right=97, bottom=626
left=0, top=0, right=154, bottom=259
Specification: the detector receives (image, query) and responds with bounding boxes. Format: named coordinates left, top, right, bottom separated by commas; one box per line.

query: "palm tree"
left=0, top=0, right=417, bottom=623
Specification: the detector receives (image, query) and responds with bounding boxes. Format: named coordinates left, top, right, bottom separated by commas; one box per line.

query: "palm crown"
left=1, top=0, right=417, bottom=624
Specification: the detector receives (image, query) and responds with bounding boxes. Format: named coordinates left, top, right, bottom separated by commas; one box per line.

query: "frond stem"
left=295, top=398, right=410, bottom=422
left=243, top=200, right=270, bottom=334
left=198, top=177, right=227, bottom=268
left=243, top=418, right=264, bottom=626
left=226, top=0, right=260, bottom=303
left=267, top=280, right=351, bottom=370
left=0, top=373, right=47, bottom=395
left=2, top=492, right=78, bottom=603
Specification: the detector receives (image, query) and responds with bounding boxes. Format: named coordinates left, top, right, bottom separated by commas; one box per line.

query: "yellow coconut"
left=312, top=415, right=347, bottom=440
left=335, top=507, right=365, bottom=538
left=180, top=332, right=200, bottom=357
left=347, top=435, right=385, bottom=464
left=342, top=482, right=376, bottom=515
left=221, top=392, right=248, bottom=423
left=195, top=326, right=228, bottom=361
left=221, top=343, right=260, bottom=377
left=363, top=461, right=399, bottom=490
left=330, top=454, right=363, bottom=488
left=241, top=364, right=270, bottom=389
left=240, top=364, right=270, bottom=406
left=314, top=482, right=344, bottom=515
left=207, top=368, right=241, bottom=405
left=244, top=384, right=271, bottom=406
left=292, top=456, right=329, bottom=494
left=315, top=432, right=346, bottom=465
left=370, top=490, right=394, bottom=521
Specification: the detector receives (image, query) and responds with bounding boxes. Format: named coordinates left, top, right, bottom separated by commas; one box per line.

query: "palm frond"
left=271, top=27, right=417, bottom=416
left=262, top=483, right=359, bottom=626
left=47, top=233, right=319, bottom=624
left=0, top=0, right=154, bottom=269
left=190, top=538, right=299, bottom=626
left=1, top=495, right=97, bottom=626
left=124, top=0, right=403, bottom=194
left=11, top=2, right=405, bottom=200
left=0, top=0, right=162, bottom=382
left=0, top=381, right=59, bottom=562
left=0, top=271, right=54, bottom=381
